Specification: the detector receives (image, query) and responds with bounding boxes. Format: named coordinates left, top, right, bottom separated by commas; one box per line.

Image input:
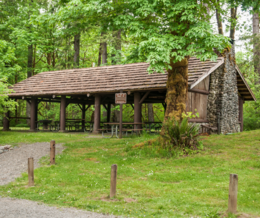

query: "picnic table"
left=36, top=120, right=52, bottom=130
left=100, top=122, right=144, bottom=138
left=144, top=122, right=163, bottom=133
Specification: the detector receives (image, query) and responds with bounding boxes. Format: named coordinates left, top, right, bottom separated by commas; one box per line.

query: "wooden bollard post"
left=28, top=157, right=34, bottom=187
left=228, top=174, right=238, bottom=213
left=50, top=140, right=55, bottom=165
left=110, top=164, right=117, bottom=198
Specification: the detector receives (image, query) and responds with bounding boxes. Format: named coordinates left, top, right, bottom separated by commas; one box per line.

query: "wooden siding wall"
left=186, top=76, right=209, bottom=120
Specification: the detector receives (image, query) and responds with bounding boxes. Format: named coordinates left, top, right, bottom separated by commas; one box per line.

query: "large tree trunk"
left=148, top=104, right=154, bottom=122
left=230, top=7, right=237, bottom=40
left=74, top=33, right=80, bottom=68
left=216, top=0, right=223, bottom=35
left=161, top=57, right=189, bottom=134
left=253, top=12, right=260, bottom=84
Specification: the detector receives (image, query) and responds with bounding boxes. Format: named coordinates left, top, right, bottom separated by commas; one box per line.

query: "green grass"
left=0, top=130, right=260, bottom=217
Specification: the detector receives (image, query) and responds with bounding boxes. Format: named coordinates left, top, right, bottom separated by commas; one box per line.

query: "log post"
left=59, top=96, right=66, bottom=132
left=93, top=94, right=101, bottom=133
left=50, top=140, right=55, bottom=165
left=3, top=111, right=10, bottom=131
left=134, top=92, right=142, bottom=130
left=228, top=174, right=238, bottom=213
left=107, top=103, right=111, bottom=122
left=30, top=97, right=36, bottom=131
left=82, top=104, right=86, bottom=131
left=28, top=157, right=34, bottom=187
left=239, top=97, right=244, bottom=132
left=110, top=164, right=117, bottom=198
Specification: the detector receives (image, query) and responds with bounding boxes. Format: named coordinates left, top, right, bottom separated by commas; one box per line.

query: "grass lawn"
left=0, top=130, right=260, bottom=217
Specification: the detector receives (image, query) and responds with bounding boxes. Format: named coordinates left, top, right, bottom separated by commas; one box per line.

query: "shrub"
left=161, top=117, right=201, bottom=153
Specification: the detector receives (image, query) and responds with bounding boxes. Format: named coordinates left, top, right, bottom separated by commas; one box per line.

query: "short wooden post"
left=228, top=174, right=238, bottom=213
left=50, top=140, right=55, bottom=165
left=110, top=164, right=117, bottom=198
left=28, top=157, right=34, bottom=187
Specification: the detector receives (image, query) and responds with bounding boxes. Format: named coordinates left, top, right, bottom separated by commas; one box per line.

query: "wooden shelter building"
left=4, top=49, right=256, bottom=134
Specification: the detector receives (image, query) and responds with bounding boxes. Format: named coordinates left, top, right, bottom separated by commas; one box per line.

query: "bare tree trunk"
left=27, top=45, right=33, bottom=78
left=253, top=12, right=260, bottom=83
left=98, top=42, right=102, bottom=66
left=216, top=0, right=223, bottom=35
left=230, top=7, right=237, bottom=40
left=148, top=104, right=154, bottom=122
left=74, top=33, right=80, bottom=68
left=27, top=44, right=33, bottom=125
left=112, top=30, right=121, bottom=64
left=102, top=42, right=107, bottom=65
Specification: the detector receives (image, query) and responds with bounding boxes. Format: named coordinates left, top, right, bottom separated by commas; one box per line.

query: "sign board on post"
left=115, top=92, right=126, bottom=139
left=115, top=93, right=127, bottom=104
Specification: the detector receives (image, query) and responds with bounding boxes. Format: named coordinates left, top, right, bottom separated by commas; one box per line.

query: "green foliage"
left=161, top=117, right=201, bottom=154
left=0, top=79, right=17, bottom=114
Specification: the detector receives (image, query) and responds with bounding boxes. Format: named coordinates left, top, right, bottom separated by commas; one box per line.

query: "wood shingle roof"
left=8, top=57, right=255, bottom=101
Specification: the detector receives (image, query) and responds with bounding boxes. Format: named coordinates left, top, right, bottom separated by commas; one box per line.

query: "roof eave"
left=235, top=65, right=256, bottom=102
left=189, top=57, right=224, bottom=89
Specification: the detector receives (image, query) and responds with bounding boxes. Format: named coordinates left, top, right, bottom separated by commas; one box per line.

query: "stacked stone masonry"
left=206, top=46, right=240, bottom=134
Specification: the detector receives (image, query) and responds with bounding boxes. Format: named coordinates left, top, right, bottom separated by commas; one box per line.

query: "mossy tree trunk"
left=161, top=57, right=189, bottom=134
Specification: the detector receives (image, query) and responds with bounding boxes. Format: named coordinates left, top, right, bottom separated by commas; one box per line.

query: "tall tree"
left=74, top=33, right=80, bottom=68
left=253, top=12, right=260, bottom=83
left=216, top=0, right=224, bottom=35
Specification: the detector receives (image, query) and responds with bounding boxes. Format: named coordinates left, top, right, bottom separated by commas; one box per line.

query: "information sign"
left=115, top=93, right=127, bottom=104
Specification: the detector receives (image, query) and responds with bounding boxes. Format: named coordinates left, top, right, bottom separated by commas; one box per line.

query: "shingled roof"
left=9, top=57, right=255, bottom=101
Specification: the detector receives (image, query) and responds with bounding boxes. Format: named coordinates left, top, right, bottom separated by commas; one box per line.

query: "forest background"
left=0, top=0, right=259, bottom=130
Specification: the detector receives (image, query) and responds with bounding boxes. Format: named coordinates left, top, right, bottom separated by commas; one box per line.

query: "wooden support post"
left=93, top=94, right=101, bottom=133
left=119, top=91, right=123, bottom=138
left=28, top=157, right=34, bottom=187
left=82, top=104, right=86, bottom=131
left=30, top=98, right=36, bottom=131
left=110, top=164, right=117, bottom=198
left=134, top=92, right=141, bottom=130
left=107, top=103, right=111, bottom=122
left=50, top=140, right=55, bottom=165
left=3, top=111, right=10, bottom=131
left=228, top=174, right=238, bottom=213
left=35, top=99, right=38, bottom=127
left=60, top=96, right=66, bottom=132
left=239, top=97, right=244, bottom=132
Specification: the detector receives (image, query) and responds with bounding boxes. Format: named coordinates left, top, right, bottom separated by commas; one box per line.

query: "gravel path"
left=0, top=197, right=116, bottom=218
left=0, top=142, right=64, bottom=185
left=0, top=143, right=118, bottom=218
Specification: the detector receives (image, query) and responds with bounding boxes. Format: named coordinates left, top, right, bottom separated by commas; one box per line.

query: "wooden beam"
left=78, top=104, right=83, bottom=110
left=162, top=103, right=166, bottom=110
left=139, top=91, right=151, bottom=104
left=188, top=88, right=209, bottom=95
left=102, top=104, right=108, bottom=111
left=188, top=119, right=209, bottom=123
left=9, top=117, right=30, bottom=119
left=239, top=92, right=250, bottom=95
left=86, top=104, right=92, bottom=111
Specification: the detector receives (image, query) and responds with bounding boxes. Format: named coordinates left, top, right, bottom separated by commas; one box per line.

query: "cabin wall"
left=187, top=76, right=209, bottom=120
